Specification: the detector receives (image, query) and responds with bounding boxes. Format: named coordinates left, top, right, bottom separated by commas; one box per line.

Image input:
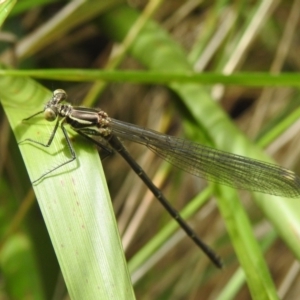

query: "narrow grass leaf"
left=0, top=76, right=135, bottom=299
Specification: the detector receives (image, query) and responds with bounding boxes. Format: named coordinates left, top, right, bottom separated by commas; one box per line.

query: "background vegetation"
left=1, top=0, right=300, bottom=299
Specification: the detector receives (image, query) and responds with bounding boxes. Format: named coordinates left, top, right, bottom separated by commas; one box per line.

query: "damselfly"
left=20, top=89, right=300, bottom=268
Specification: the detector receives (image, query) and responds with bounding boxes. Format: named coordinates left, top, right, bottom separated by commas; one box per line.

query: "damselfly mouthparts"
left=20, top=89, right=300, bottom=268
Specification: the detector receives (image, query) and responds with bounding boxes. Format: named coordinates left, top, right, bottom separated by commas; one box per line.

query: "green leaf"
left=2, top=69, right=300, bottom=86
left=0, top=0, right=16, bottom=27
left=0, top=76, right=135, bottom=299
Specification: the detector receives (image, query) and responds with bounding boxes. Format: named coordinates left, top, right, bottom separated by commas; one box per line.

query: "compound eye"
left=53, top=89, right=67, bottom=101
left=44, top=108, right=57, bottom=121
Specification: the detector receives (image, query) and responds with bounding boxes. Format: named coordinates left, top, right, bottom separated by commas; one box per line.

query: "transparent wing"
left=110, top=118, right=300, bottom=198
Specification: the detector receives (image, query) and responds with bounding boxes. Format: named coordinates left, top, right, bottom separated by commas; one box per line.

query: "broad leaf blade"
left=0, top=76, right=135, bottom=299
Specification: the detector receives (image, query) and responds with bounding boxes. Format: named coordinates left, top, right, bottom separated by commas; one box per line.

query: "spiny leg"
left=20, top=119, right=77, bottom=183
left=19, top=117, right=60, bottom=148
left=76, top=130, right=114, bottom=159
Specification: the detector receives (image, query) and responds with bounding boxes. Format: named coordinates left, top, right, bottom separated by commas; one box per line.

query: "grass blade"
left=0, top=76, right=135, bottom=299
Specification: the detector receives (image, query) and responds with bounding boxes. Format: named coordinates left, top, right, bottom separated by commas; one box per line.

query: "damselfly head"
left=53, top=89, right=67, bottom=104
left=42, top=89, right=67, bottom=122
left=44, top=107, right=58, bottom=122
